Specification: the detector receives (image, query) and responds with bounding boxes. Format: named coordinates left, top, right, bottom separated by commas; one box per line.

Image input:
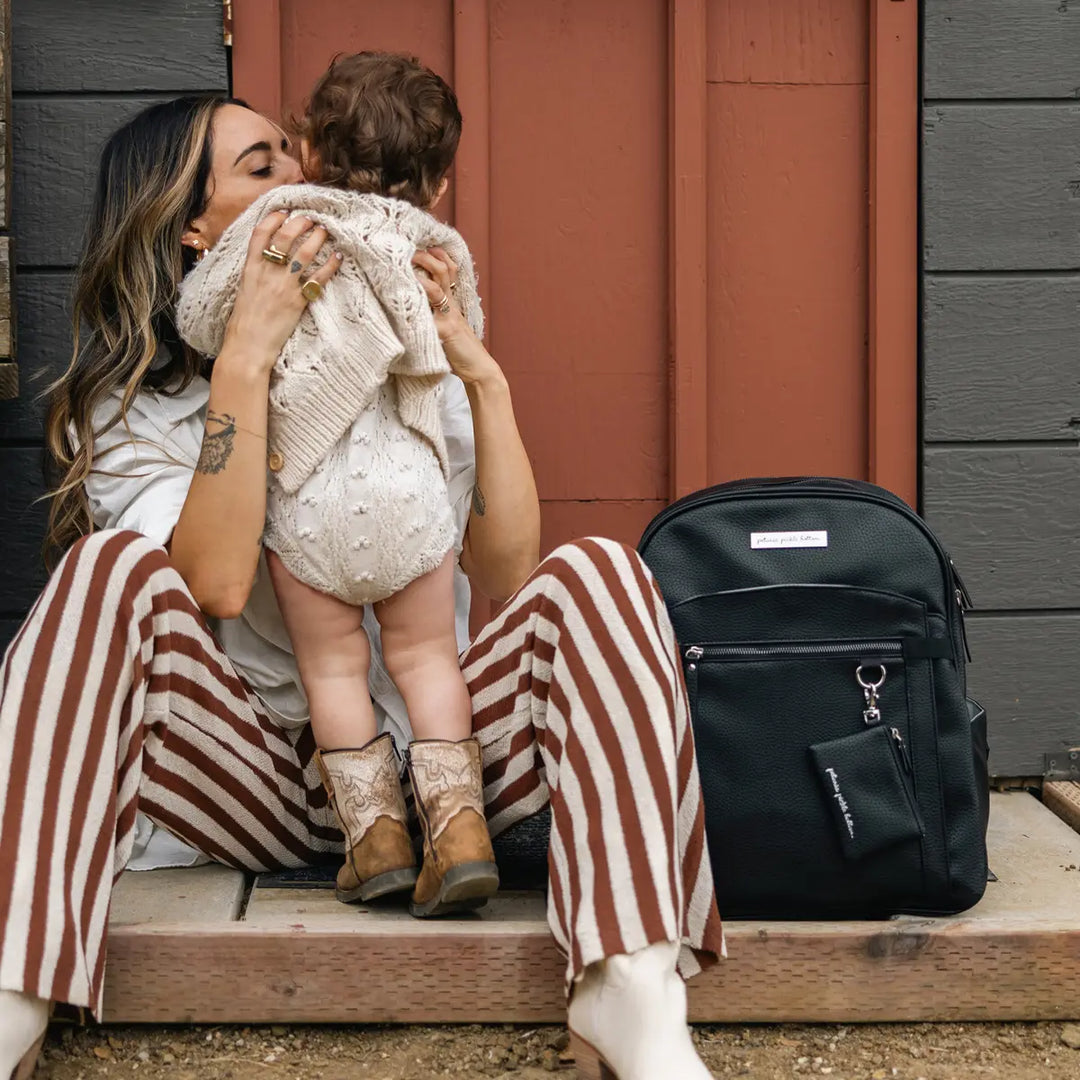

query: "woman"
left=0, top=94, right=723, bottom=1080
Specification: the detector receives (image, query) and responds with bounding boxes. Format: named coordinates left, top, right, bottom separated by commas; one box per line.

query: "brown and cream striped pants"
left=0, top=529, right=723, bottom=1017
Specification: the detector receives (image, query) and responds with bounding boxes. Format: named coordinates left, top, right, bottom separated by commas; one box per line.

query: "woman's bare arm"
left=458, top=367, right=540, bottom=603
left=414, top=249, right=541, bottom=604
left=168, top=213, right=341, bottom=618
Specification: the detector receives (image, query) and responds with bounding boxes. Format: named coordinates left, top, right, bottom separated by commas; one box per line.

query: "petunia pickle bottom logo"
left=750, top=530, right=828, bottom=549
left=825, top=767, right=855, bottom=839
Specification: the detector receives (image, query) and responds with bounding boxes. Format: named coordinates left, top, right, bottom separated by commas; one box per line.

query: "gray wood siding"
left=924, top=276, right=1080, bottom=441
left=0, top=447, right=48, bottom=613
left=13, top=0, right=228, bottom=93
left=966, top=615, right=1080, bottom=776
left=923, top=105, right=1080, bottom=272
left=924, top=0, right=1080, bottom=100
left=924, top=447, right=1080, bottom=610
left=923, top=1, right=1080, bottom=775
left=14, top=98, right=171, bottom=267
left=1, top=272, right=73, bottom=439
left=0, top=1, right=226, bottom=654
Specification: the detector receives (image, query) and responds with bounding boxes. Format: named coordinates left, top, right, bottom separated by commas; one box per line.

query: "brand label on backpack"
left=750, top=530, right=828, bottom=549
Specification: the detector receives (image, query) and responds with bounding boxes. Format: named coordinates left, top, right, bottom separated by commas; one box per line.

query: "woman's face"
left=183, top=104, right=303, bottom=253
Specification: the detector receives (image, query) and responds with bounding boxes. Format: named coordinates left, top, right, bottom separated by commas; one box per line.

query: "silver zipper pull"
left=685, top=646, right=704, bottom=661
left=856, top=664, right=886, bottom=725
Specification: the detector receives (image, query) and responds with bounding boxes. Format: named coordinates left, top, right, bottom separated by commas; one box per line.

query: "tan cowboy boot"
left=317, top=734, right=419, bottom=903
left=404, top=737, right=500, bottom=917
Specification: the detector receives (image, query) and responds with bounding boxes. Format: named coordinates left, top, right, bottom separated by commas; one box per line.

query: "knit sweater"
left=177, top=185, right=483, bottom=494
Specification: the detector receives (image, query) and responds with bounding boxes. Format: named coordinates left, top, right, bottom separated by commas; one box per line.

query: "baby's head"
left=297, top=51, right=461, bottom=210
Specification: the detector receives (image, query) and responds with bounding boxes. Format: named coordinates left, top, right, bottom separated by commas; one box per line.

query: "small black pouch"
left=809, top=725, right=924, bottom=861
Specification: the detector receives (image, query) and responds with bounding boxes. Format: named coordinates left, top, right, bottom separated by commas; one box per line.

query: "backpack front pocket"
left=684, top=638, right=932, bottom=917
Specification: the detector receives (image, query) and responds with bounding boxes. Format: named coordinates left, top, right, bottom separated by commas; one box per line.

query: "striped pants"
left=0, top=530, right=723, bottom=1017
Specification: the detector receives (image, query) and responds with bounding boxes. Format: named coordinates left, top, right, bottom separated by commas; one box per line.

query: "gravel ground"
left=31, top=1020, right=1080, bottom=1079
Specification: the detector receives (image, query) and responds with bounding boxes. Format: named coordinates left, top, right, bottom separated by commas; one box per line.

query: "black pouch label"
left=809, top=725, right=923, bottom=861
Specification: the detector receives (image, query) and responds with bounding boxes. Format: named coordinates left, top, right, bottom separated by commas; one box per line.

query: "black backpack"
left=638, top=477, right=990, bottom=919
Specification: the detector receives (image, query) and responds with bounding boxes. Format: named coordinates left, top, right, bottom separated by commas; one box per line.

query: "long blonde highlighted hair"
left=44, top=94, right=242, bottom=563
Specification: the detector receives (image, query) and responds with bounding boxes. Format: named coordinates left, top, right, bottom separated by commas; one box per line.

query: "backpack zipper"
left=684, top=640, right=903, bottom=663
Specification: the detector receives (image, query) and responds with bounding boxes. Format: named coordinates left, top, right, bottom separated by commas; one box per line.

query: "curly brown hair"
left=297, top=51, right=461, bottom=208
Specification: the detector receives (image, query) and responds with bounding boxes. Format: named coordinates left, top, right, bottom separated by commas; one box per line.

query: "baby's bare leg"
left=374, top=553, right=472, bottom=742
left=266, top=551, right=377, bottom=750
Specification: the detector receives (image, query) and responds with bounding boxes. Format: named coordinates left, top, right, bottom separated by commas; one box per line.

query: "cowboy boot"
left=567, top=942, right=715, bottom=1080
left=404, top=737, right=500, bottom=917
left=317, top=734, right=419, bottom=903
left=0, top=991, right=49, bottom=1080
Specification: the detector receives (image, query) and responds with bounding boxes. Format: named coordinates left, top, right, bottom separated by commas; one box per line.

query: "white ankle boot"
left=0, top=991, right=49, bottom=1080
left=567, top=941, right=714, bottom=1079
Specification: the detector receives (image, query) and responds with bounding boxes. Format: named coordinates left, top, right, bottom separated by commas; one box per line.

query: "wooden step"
left=1045, top=779, right=1080, bottom=834
left=102, top=792, right=1080, bottom=1024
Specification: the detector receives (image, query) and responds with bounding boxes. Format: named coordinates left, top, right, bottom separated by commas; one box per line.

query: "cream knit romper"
left=177, top=186, right=484, bottom=605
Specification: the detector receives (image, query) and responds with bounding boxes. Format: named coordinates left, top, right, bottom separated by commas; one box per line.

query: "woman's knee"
left=540, top=536, right=648, bottom=585
left=63, top=528, right=168, bottom=569
left=52, top=530, right=174, bottom=597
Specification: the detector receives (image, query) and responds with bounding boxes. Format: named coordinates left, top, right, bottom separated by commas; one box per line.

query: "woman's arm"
left=168, top=213, right=342, bottom=618
left=414, top=249, right=541, bottom=604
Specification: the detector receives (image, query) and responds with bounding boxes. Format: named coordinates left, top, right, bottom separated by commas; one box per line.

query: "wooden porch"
left=102, top=789, right=1080, bottom=1025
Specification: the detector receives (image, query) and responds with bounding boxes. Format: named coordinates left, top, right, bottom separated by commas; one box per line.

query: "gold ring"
left=301, top=278, right=323, bottom=302
left=262, top=246, right=289, bottom=266
left=449, top=281, right=458, bottom=291
left=433, top=294, right=452, bottom=315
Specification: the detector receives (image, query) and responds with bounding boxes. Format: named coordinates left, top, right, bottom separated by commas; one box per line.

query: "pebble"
left=1062, top=1024, right=1080, bottom=1050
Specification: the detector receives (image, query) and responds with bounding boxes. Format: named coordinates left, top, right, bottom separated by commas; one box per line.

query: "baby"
left=177, top=52, right=498, bottom=917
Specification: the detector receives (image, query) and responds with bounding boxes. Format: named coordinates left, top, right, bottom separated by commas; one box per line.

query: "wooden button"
left=267, top=450, right=285, bottom=472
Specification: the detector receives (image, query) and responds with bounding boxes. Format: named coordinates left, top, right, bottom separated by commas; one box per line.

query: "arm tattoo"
left=197, top=410, right=237, bottom=475
left=472, top=484, right=487, bottom=517
left=290, top=260, right=303, bottom=274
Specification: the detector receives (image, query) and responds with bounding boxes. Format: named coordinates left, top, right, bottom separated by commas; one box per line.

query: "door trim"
left=868, top=0, right=919, bottom=508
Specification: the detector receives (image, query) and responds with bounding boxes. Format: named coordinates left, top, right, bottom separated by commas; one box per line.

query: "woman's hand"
left=219, top=210, right=343, bottom=372
left=413, top=247, right=504, bottom=388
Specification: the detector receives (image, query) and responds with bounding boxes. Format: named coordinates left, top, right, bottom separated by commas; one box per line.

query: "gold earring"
left=191, top=240, right=206, bottom=262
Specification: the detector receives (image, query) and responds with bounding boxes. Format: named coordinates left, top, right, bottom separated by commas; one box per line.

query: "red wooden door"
left=234, top=0, right=917, bottom=557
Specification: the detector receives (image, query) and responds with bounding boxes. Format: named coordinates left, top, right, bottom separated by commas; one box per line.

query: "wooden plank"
left=110, top=866, right=247, bottom=927
left=0, top=236, right=13, bottom=358
left=244, top=887, right=546, bottom=929
left=487, top=2, right=669, bottom=504
left=538, top=500, right=666, bottom=557
left=669, top=0, right=709, bottom=499
left=923, top=446, right=1080, bottom=609
left=924, top=275, right=1080, bottom=441
left=0, top=448, right=49, bottom=614
left=706, top=0, right=867, bottom=85
left=232, top=0, right=282, bottom=120
left=0, top=272, right=70, bottom=435
left=923, top=105, right=1080, bottom=271
left=0, top=0, right=12, bottom=229
left=867, top=0, right=918, bottom=509
left=101, top=794, right=1080, bottom=1022
left=965, top=615, right=1080, bottom=777
left=452, top=0, right=492, bottom=344
left=924, top=0, right=1080, bottom=100
left=12, top=99, right=166, bottom=268
left=707, top=83, right=869, bottom=482
left=11, top=0, right=227, bottom=93
left=1044, top=781, right=1080, bottom=835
